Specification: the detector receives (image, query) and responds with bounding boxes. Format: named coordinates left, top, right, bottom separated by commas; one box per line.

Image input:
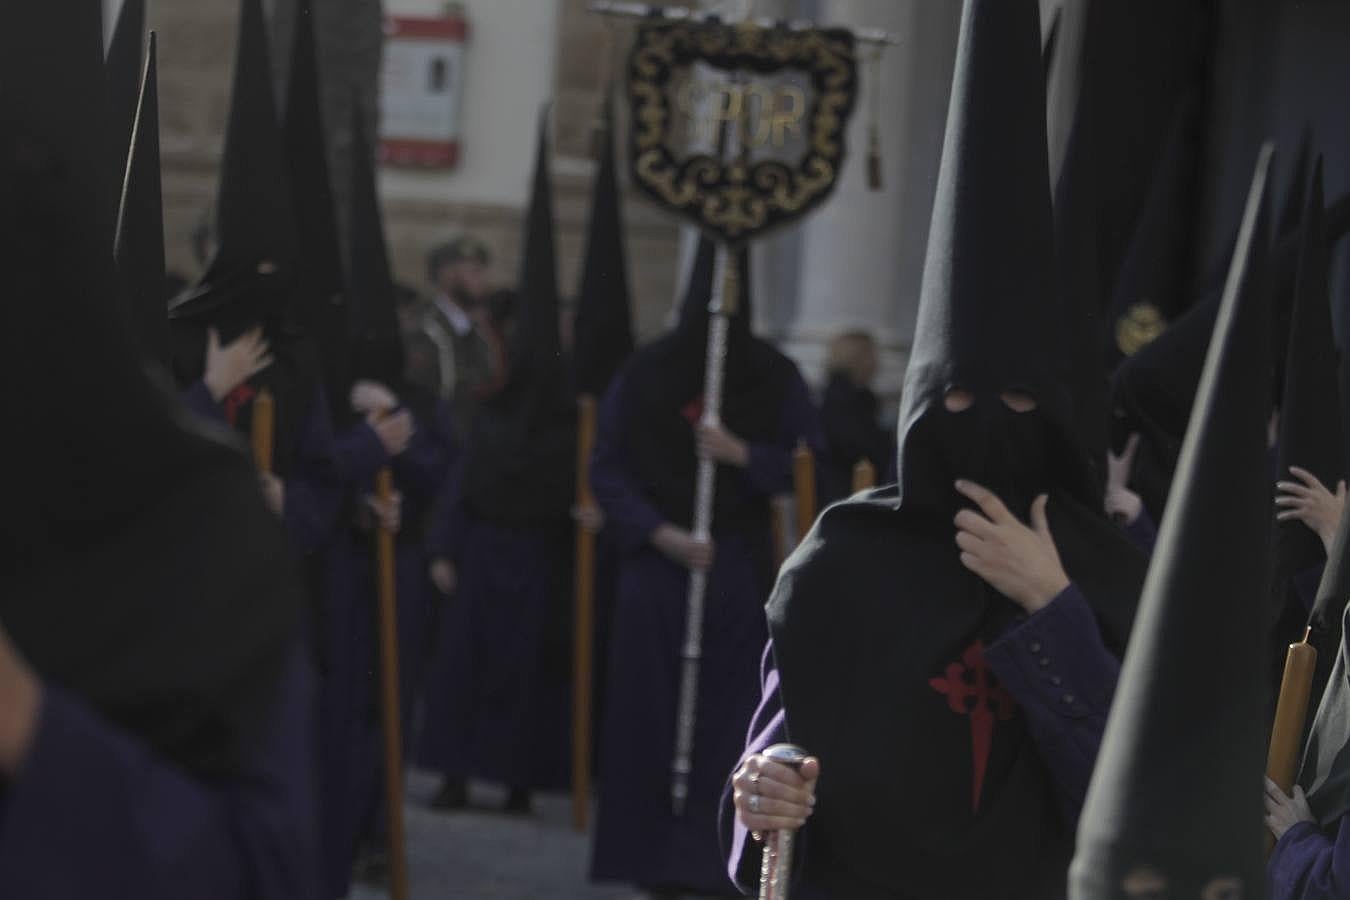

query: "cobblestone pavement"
left=348, top=770, right=633, bottom=900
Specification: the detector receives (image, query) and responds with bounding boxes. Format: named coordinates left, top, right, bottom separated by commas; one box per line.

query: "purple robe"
left=589, top=370, right=821, bottom=895
left=1271, top=819, right=1350, bottom=899
left=0, top=647, right=319, bottom=898
left=322, top=404, right=455, bottom=888
left=417, top=456, right=574, bottom=791
left=720, top=585, right=1120, bottom=897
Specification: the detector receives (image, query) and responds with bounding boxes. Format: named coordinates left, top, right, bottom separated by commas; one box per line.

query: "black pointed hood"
left=1, top=0, right=301, bottom=778
left=898, top=0, right=1090, bottom=515
left=284, top=0, right=348, bottom=415
left=168, top=0, right=299, bottom=338
left=113, top=31, right=169, bottom=367
left=1106, top=93, right=1204, bottom=365
left=573, top=97, right=635, bottom=399
left=1071, top=146, right=1276, bottom=898
left=1276, top=160, right=1342, bottom=584
left=511, top=108, right=564, bottom=378
left=1052, top=45, right=1108, bottom=493
left=460, top=109, right=576, bottom=526
left=105, top=0, right=145, bottom=187
left=1279, top=128, right=1314, bottom=240
left=345, top=108, right=405, bottom=392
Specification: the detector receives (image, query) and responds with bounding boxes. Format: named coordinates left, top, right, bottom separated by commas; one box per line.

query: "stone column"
left=778, top=0, right=962, bottom=402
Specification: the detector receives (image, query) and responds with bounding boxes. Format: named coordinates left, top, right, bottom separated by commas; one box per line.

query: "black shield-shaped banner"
left=627, top=21, right=859, bottom=245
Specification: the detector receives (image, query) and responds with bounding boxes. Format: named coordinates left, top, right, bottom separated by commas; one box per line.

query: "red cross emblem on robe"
left=929, top=639, right=1016, bottom=812
left=222, top=383, right=257, bottom=427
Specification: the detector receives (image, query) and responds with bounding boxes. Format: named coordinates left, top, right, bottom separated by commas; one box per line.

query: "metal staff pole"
left=757, top=744, right=810, bottom=900
left=672, top=244, right=737, bottom=814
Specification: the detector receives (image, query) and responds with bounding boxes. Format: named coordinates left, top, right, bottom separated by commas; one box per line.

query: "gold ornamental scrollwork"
left=626, top=20, right=859, bottom=244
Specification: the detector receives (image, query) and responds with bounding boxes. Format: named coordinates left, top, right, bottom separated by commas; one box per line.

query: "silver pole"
left=672, top=244, right=735, bottom=814
left=586, top=0, right=900, bottom=47
left=757, top=744, right=811, bottom=900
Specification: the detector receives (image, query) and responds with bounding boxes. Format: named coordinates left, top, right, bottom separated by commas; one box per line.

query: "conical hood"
left=1052, top=49, right=1108, bottom=493
left=113, top=32, right=169, bottom=367
left=1, top=0, right=301, bottom=777
left=105, top=0, right=145, bottom=189
left=513, top=107, right=563, bottom=375
left=899, top=0, right=1087, bottom=511
left=1278, top=128, right=1314, bottom=240
left=346, top=107, right=405, bottom=389
left=1071, top=146, right=1276, bottom=898
left=284, top=0, right=348, bottom=411
left=573, top=97, right=635, bottom=399
left=460, top=108, right=576, bottom=526
left=1276, top=160, right=1342, bottom=584
left=1106, top=93, right=1204, bottom=364
left=169, top=0, right=299, bottom=335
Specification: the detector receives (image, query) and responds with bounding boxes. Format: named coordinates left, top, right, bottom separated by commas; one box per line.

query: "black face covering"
left=921, top=398, right=1054, bottom=516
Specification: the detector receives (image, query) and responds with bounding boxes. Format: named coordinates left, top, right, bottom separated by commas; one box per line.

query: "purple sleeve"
left=281, top=395, right=343, bottom=555
left=986, top=584, right=1120, bottom=821
left=744, top=369, right=824, bottom=497
left=331, top=422, right=390, bottom=485
left=0, top=649, right=319, bottom=899
left=590, top=375, right=667, bottom=554
left=1269, top=819, right=1350, bottom=900
left=1122, top=509, right=1158, bottom=555
left=393, top=403, right=457, bottom=500
left=426, top=453, right=471, bottom=562
left=181, top=380, right=226, bottom=426
left=720, top=641, right=790, bottom=894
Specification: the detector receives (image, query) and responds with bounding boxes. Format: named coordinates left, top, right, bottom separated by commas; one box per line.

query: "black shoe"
left=503, top=787, right=532, bottom=815
left=429, top=777, right=468, bottom=811
left=353, top=848, right=390, bottom=886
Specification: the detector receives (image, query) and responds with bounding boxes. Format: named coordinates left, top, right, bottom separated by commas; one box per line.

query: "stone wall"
left=147, top=0, right=683, bottom=338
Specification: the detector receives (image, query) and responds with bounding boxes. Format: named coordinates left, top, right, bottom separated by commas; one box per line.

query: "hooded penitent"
left=0, top=0, right=302, bottom=778
left=345, top=108, right=407, bottom=400
left=458, top=110, right=577, bottom=526
left=1276, top=160, right=1342, bottom=592
left=168, top=0, right=318, bottom=477
left=573, top=94, right=634, bottom=401
left=764, top=1, right=1145, bottom=896
left=113, top=32, right=169, bottom=367
left=616, top=233, right=793, bottom=537
left=1070, top=145, right=1276, bottom=898
left=284, top=0, right=349, bottom=422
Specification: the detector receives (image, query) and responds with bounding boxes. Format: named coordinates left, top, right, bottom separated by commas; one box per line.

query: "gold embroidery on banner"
left=627, top=21, right=858, bottom=242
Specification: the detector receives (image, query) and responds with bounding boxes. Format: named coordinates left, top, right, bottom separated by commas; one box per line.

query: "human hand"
left=732, top=752, right=820, bottom=835
left=954, top=481, right=1070, bottom=614
left=696, top=422, right=750, bottom=468
left=351, top=380, right=400, bottom=418
left=1276, top=467, right=1346, bottom=555
left=572, top=504, right=605, bottom=534
left=1105, top=434, right=1144, bottom=526
left=1265, top=777, right=1315, bottom=842
left=652, top=524, right=715, bottom=571
left=367, top=491, right=403, bottom=534
left=0, top=623, right=42, bottom=777
left=371, top=409, right=415, bottom=457
left=259, top=473, right=285, bottom=517
left=204, top=326, right=273, bottom=403
left=430, top=558, right=458, bottom=595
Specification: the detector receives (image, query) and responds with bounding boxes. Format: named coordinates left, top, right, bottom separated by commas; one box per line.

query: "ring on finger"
left=749, top=773, right=761, bottom=792
left=748, top=794, right=762, bottom=814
